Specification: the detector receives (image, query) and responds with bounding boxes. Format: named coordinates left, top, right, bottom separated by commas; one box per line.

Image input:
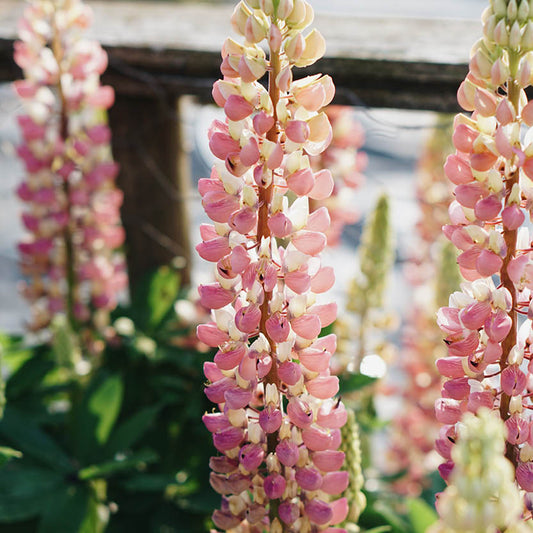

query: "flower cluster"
left=14, top=0, right=127, bottom=333
left=436, top=0, right=533, bottom=503
left=309, top=106, right=367, bottom=247
left=197, top=1, right=350, bottom=530
left=430, top=409, right=524, bottom=533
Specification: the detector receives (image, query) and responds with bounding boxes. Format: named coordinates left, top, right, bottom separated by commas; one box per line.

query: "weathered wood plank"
left=0, top=1, right=480, bottom=111
left=108, top=94, right=192, bottom=288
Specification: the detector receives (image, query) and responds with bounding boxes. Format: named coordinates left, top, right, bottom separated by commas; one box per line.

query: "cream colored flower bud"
left=277, top=340, right=293, bottom=362
left=231, top=1, right=252, bottom=36
left=277, top=0, right=294, bottom=19
left=271, top=518, right=283, bottom=533
left=266, top=452, right=281, bottom=472
left=509, top=394, right=524, bottom=413
left=471, top=279, right=492, bottom=301
left=487, top=167, right=504, bottom=193
left=286, top=0, right=307, bottom=26
left=508, top=0, right=519, bottom=21
left=492, top=0, right=508, bottom=17
left=491, top=56, right=510, bottom=85
left=471, top=48, right=493, bottom=79
left=227, top=409, right=248, bottom=428
left=292, top=2, right=314, bottom=30
left=465, top=224, right=489, bottom=244
left=245, top=13, right=269, bottom=43
left=265, top=382, right=280, bottom=405
left=488, top=229, right=505, bottom=253
left=242, top=184, right=258, bottom=207
left=251, top=333, right=270, bottom=354
left=279, top=420, right=291, bottom=439
left=484, top=13, right=498, bottom=40
left=294, top=29, right=326, bottom=67
left=235, top=369, right=250, bottom=388
left=247, top=0, right=261, bottom=7
left=510, top=20, right=523, bottom=48
left=248, top=421, right=263, bottom=443
left=253, top=484, right=266, bottom=504
left=494, top=19, right=509, bottom=45
left=509, top=182, right=522, bottom=205
left=285, top=32, right=305, bottom=61
left=518, top=0, right=530, bottom=22
left=523, top=20, right=533, bottom=49
left=228, top=494, right=247, bottom=515
left=260, top=0, right=274, bottom=15
left=288, top=294, right=307, bottom=317
left=244, top=54, right=268, bottom=80
left=521, top=443, right=533, bottom=462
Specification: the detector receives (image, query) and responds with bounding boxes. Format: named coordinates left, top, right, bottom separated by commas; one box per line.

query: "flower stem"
left=500, top=51, right=520, bottom=466
left=258, top=23, right=282, bottom=526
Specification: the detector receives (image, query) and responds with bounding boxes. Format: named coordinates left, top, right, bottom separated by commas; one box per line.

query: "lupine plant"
left=196, top=0, right=351, bottom=530
left=14, top=0, right=127, bottom=341
left=436, top=0, right=533, bottom=524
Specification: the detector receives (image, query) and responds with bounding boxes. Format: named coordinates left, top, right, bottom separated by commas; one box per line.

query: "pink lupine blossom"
left=14, top=0, right=127, bottom=334
left=435, top=0, right=533, bottom=514
left=309, top=106, right=367, bottom=246
left=197, top=0, right=348, bottom=530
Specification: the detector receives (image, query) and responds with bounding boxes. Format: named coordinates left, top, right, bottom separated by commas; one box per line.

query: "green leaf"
left=37, top=485, right=90, bottom=533
left=407, top=498, right=438, bottom=533
left=119, top=473, right=176, bottom=492
left=78, top=449, right=158, bottom=480
left=364, top=527, right=392, bottom=533
left=89, top=374, right=124, bottom=446
left=6, top=349, right=54, bottom=400
left=0, top=464, right=63, bottom=522
left=0, top=446, right=22, bottom=468
left=131, top=267, right=181, bottom=332
left=105, top=404, right=163, bottom=456
left=0, top=407, right=72, bottom=472
left=338, top=373, right=378, bottom=395
left=79, top=491, right=106, bottom=533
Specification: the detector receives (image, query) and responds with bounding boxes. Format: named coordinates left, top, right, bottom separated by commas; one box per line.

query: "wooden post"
left=109, top=93, right=192, bottom=290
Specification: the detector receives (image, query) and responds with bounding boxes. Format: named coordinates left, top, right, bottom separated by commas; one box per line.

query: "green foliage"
left=0, top=267, right=214, bottom=532
left=407, top=498, right=438, bottom=533
left=129, top=266, right=181, bottom=334
left=339, top=373, right=378, bottom=395
left=0, top=446, right=22, bottom=468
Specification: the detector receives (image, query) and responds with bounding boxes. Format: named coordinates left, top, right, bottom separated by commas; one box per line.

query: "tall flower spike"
left=429, top=409, right=523, bottom=533
left=436, top=0, right=533, bottom=512
left=14, top=0, right=127, bottom=337
left=198, top=1, right=349, bottom=530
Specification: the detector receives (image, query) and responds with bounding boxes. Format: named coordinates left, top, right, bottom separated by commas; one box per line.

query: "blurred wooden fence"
left=0, top=1, right=480, bottom=287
